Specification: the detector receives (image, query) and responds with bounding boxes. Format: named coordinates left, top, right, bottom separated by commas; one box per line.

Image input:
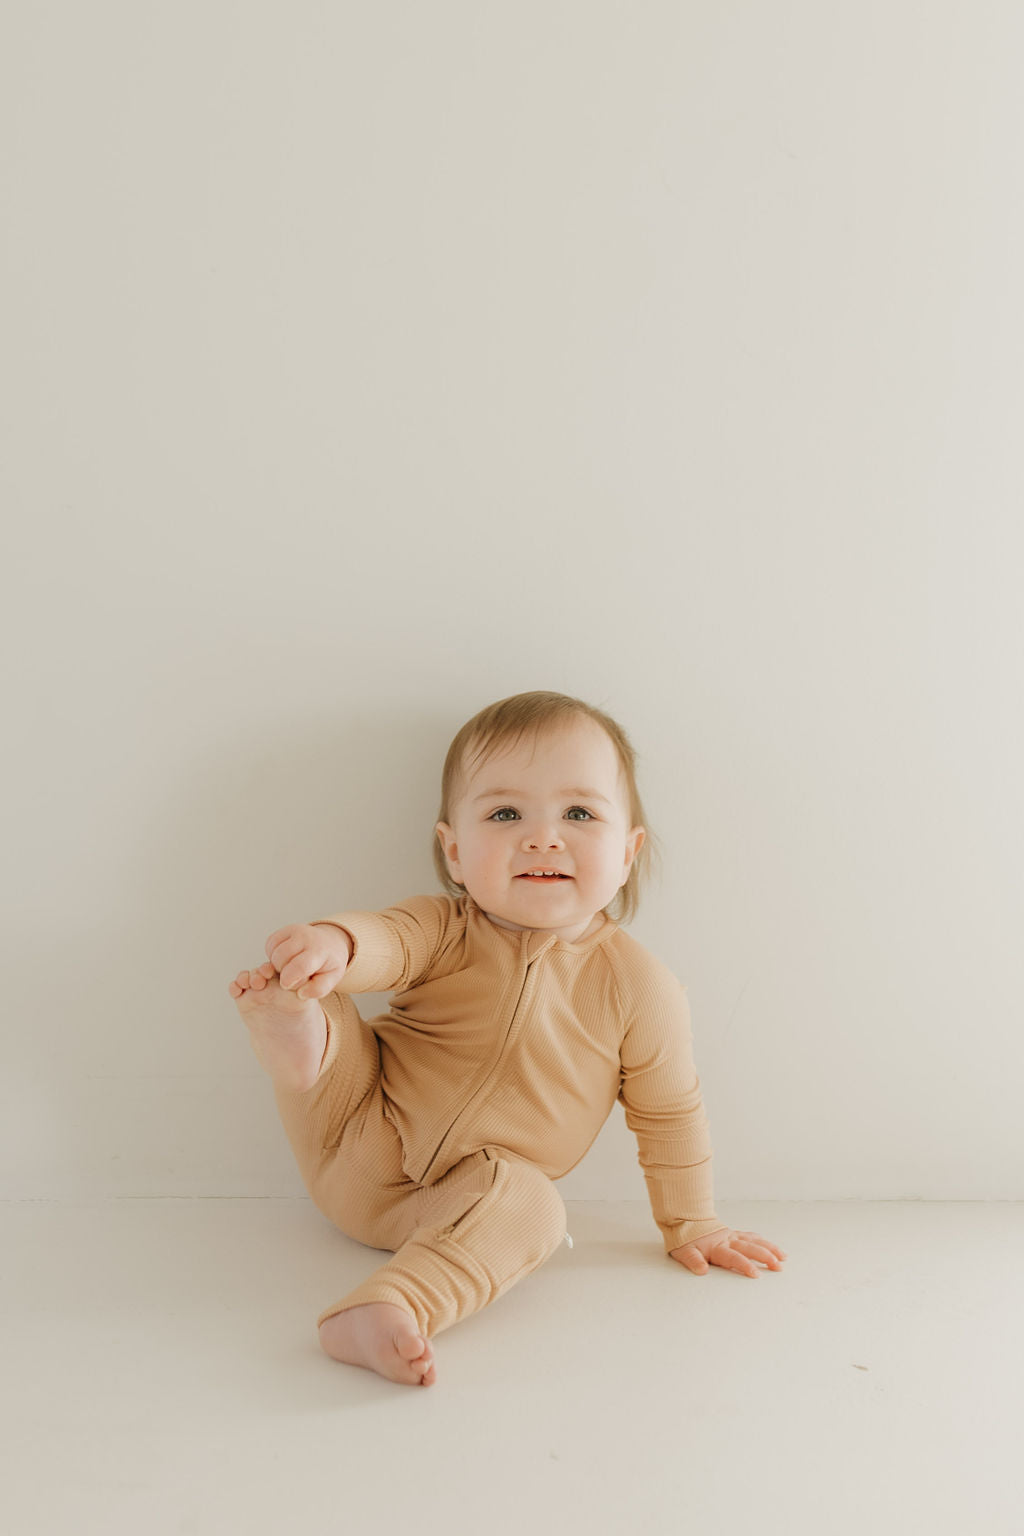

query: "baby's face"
left=435, top=718, right=645, bottom=943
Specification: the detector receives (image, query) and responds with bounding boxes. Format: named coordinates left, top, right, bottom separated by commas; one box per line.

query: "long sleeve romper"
left=271, top=892, right=729, bottom=1340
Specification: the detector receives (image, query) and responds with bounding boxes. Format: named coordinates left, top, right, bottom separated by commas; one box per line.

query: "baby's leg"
left=318, top=1151, right=568, bottom=1377
left=264, top=992, right=438, bottom=1388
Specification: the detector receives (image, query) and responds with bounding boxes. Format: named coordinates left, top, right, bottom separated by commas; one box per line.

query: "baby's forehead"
left=459, top=721, right=625, bottom=798
left=470, top=718, right=605, bottom=765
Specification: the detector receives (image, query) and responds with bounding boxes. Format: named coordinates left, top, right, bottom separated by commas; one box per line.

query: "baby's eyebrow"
left=473, top=787, right=613, bottom=806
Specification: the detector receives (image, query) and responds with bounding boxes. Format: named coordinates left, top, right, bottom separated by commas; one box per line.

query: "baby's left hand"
left=669, top=1228, right=787, bottom=1278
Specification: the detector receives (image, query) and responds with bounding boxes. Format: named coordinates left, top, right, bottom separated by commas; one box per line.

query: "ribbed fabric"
left=273, top=992, right=568, bottom=1337
left=314, top=1142, right=567, bottom=1339
left=307, top=892, right=728, bottom=1254
left=273, top=892, right=730, bottom=1338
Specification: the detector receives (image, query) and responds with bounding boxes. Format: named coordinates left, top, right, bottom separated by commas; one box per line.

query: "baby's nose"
left=524, top=827, right=565, bottom=848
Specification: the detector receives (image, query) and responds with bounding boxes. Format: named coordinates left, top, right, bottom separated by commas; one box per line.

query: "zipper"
left=418, top=953, right=536, bottom=1184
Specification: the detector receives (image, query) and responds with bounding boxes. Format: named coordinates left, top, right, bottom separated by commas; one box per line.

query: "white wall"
left=3, top=2, right=1021, bottom=1207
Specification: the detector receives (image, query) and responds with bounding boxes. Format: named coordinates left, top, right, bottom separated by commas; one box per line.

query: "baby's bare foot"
left=319, top=1303, right=437, bottom=1387
left=228, top=964, right=328, bottom=1092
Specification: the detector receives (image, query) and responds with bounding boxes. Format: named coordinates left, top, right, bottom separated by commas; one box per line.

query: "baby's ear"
left=435, top=822, right=460, bottom=876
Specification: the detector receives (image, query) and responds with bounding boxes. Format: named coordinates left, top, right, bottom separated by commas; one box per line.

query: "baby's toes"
left=394, top=1329, right=430, bottom=1365
left=230, top=968, right=268, bottom=996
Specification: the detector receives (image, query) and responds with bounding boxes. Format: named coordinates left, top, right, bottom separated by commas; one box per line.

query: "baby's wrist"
left=312, top=920, right=354, bottom=964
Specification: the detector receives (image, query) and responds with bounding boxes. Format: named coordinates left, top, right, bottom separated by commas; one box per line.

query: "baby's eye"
left=488, top=806, right=594, bottom=822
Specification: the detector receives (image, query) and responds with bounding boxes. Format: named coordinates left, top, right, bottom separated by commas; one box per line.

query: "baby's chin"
left=467, top=892, right=546, bottom=933
left=461, top=879, right=600, bottom=937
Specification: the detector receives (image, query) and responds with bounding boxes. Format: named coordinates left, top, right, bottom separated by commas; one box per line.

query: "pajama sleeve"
left=617, top=956, right=731, bottom=1255
left=308, top=893, right=455, bottom=994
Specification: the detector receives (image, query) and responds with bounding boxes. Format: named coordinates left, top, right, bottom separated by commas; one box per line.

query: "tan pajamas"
left=273, top=893, right=728, bottom=1339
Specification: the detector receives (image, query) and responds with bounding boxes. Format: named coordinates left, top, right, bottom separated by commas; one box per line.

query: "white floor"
left=4, top=1198, right=1020, bottom=1536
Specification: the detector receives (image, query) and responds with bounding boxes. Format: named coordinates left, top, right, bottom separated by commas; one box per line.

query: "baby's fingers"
left=738, top=1231, right=789, bottom=1263
left=278, top=957, right=334, bottom=995
left=269, top=941, right=318, bottom=990
left=293, top=968, right=344, bottom=1001
left=278, top=961, right=313, bottom=992
left=265, top=925, right=302, bottom=956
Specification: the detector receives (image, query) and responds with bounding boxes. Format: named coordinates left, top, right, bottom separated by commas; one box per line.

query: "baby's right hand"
left=263, top=923, right=353, bottom=1000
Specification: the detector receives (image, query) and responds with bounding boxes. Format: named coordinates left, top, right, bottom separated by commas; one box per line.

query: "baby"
left=229, top=690, right=786, bottom=1387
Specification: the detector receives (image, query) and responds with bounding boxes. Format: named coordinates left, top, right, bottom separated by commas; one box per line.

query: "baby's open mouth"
left=517, top=873, right=571, bottom=880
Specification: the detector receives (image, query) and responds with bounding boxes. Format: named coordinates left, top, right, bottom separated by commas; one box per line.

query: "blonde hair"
left=432, top=690, right=662, bottom=926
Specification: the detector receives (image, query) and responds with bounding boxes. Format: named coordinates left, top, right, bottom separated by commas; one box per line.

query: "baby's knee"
left=499, top=1158, right=567, bottom=1259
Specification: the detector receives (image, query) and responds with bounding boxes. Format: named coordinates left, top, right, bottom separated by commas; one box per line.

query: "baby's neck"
left=481, top=909, right=604, bottom=944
